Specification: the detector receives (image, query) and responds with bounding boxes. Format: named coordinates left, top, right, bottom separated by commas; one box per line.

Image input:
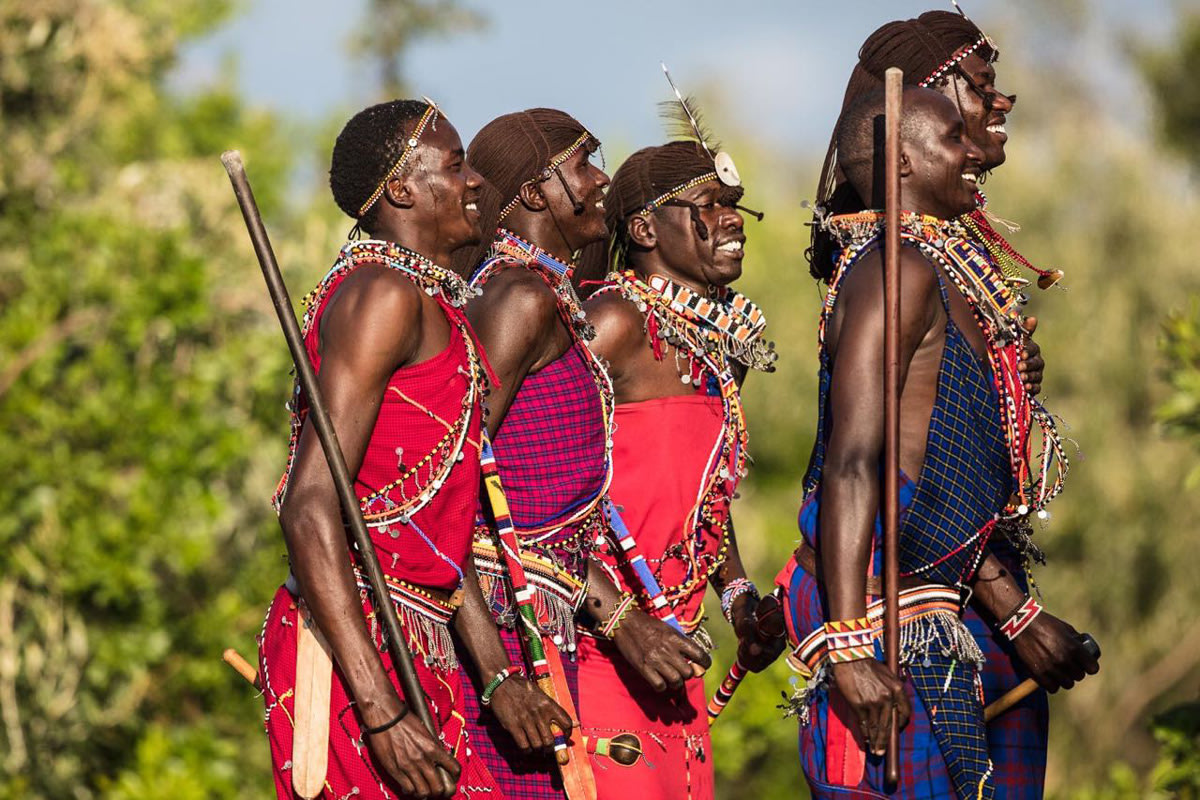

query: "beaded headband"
left=496, top=130, right=599, bottom=222
left=640, top=171, right=720, bottom=216
left=918, top=31, right=995, bottom=88
left=356, top=98, right=441, bottom=219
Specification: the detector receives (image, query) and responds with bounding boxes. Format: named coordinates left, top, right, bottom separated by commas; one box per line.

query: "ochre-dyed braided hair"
left=808, top=10, right=995, bottom=280
left=453, top=108, right=597, bottom=276
left=603, top=141, right=744, bottom=275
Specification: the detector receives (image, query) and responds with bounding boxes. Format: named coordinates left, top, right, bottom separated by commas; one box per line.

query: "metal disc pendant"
left=715, top=151, right=741, bottom=187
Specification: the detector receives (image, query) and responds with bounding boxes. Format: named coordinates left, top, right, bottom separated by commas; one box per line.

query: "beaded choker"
left=823, top=211, right=1069, bottom=522
left=485, top=228, right=595, bottom=341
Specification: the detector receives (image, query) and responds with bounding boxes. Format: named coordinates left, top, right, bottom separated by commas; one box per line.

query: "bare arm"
left=817, top=246, right=939, bottom=753
left=451, top=558, right=572, bottom=750
left=278, top=266, right=459, bottom=796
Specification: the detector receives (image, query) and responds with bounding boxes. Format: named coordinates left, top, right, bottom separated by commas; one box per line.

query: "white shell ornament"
left=714, top=151, right=741, bottom=187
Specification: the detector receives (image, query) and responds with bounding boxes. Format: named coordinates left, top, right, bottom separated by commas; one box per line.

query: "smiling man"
left=452, top=109, right=712, bottom=799
left=261, top=99, right=573, bottom=800
left=806, top=11, right=1079, bottom=797
left=573, top=139, right=781, bottom=800
left=779, top=87, right=1098, bottom=800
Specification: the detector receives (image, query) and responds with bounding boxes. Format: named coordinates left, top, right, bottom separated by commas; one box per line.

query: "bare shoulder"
left=584, top=290, right=646, bottom=361
left=322, top=263, right=423, bottom=364
left=472, top=266, right=560, bottom=328
left=841, top=244, right=940, bottom=308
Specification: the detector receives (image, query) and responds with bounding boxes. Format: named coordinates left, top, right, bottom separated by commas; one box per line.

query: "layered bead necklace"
left=824, top=212, right=1069, bottom=523
left=599, top=269, right=774, bottom=613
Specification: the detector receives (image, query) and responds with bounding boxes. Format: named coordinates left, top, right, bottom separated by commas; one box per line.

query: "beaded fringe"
left=780, top=610, right=983, bottom=725
left=395, top=603, right=458, bottom=672
left=483, top=575, right=581, bottom=655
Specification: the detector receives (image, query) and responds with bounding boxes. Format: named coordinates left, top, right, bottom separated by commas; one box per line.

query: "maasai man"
left=808, top=11, right=1072, bottom=796
left=452, top=109, right=712, bottom=798
left=572, top=131, right=781, bottom=799
left=262, top=99, right=569, bottom=800
left=779, top=87, right=1098, bottom=799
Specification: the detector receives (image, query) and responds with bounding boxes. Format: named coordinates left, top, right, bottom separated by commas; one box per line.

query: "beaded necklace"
left=822, top=212, right=1068, bottom=522
left=961, top=192, right=1064, bottom=290
left=470, top=229, right=617, bottom=546
left=274, top=239, right=490, bottom=589
left=596, top=269, right=766, bottom=619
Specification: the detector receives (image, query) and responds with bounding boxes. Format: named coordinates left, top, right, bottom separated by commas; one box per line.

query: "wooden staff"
left=882, top=67, right=904, bottom=789
left=220, top=150, right=456, bottom=797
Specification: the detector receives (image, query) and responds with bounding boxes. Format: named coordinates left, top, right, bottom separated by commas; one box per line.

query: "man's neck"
left=631, top=255, right=709, bottom=297
left=504, top=211, right=575, bottom=264
left=373, top=220, right=451, bottom=267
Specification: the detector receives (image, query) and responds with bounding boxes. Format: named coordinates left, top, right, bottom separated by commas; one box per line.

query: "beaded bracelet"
left=720, top=578, right=760, bottom=624
left=824, top=616, right=874, bottom=664
left=361, top=705, right=409, bottom=736
left=480, top=666, right=524, bottom=706
left=600, top=593, right=637, bottom=638
left=999, top=595, right=1043, bottom=641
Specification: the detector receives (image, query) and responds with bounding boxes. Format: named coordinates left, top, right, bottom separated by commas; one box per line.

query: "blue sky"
left=176, top=0, right=1179, bottom=156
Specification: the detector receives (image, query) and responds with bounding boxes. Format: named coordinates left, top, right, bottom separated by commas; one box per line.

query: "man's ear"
left=516, top=180, right=549, bottom=213
left=898, top=149, right=914, bottom=179
left=384, top=175, right=416, bottom=209
left=627, top=214, right=656, bottom=249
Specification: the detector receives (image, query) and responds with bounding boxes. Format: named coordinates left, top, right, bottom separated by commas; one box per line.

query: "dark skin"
left=465, top=142, right=711, bottom=696
left=584, top=180, right=784, bottom=673
left=279, top=119, right=567, bottom=800
left=819, top=90, right=1098, bottom=755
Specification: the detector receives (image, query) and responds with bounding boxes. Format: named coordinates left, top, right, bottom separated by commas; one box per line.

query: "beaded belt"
left=472, top=538, right=587, bottom=654
left=285, top=569, right=460, bottom=672
left=787, top=585, right=981, bottom=678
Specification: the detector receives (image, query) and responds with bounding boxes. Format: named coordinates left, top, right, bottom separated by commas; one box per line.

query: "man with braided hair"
left=803, top=10, right=1078, bottom=797
left=261, top=99, right=572, bottom=800
left=451, top=109, right=711, bottom=799
left=780, top=85, right=1097, bottom=800
left=572, top=136, right=784, bottom=799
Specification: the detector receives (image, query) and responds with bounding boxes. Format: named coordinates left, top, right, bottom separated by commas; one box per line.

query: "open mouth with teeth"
left=717, top=240, right=744, bottom=255
left=986, top=122, right=1007, bottom=137
left=962, top=173, right=979, bottom=186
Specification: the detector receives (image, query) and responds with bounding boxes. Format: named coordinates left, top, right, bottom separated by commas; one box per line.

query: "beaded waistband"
left=285, top=570, right=459, bottom=671
left=788, top=585, right=980, bottom=677
left=472, top=538, right=587, bottom=654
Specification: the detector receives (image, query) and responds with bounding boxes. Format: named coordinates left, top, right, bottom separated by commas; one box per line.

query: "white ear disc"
left=714, top=151, right=741, bottom=187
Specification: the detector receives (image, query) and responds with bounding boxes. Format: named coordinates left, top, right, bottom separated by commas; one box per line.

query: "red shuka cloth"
left=284, top=263, right=482, bottom=591
left=577, top=395, right=728, bottom=800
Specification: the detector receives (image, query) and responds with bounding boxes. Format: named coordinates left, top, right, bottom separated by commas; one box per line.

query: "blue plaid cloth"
left=791, top=241, right=1016, bottom=798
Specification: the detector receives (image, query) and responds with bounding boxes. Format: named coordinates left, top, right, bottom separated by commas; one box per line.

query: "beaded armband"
left=720, top=578, right=759, bottom=625
left=999, top=595, right=1043, bottom=641
left=824, top=616, right=873, bottom=664
left=481, top=666, right=524, bottom=706
left=599, top=593, right=637, bottom=639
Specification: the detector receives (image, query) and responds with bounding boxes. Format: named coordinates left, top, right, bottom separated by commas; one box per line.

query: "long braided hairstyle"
left=808, top=10, right=995, bottom=281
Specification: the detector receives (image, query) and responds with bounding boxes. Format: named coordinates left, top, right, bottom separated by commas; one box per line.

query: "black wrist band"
left=361, top=705, right=408, bottom=736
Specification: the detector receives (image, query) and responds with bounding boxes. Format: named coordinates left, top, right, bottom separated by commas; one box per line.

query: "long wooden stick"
left=220, top=150, right=455, bottom=796
left=882, top=67, right=904, bottom=789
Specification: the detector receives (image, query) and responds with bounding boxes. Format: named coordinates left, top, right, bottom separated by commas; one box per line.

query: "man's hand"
left=487, top=676, right=574, bottom=752
left=612, top=609, right=712, bottom=691
left=1019, top=316, right=1045, bottom=396
left=830, top=659, right=912, bottom=757
left=1011, top=613, right=1100, bottom=692
left=732, top=594, right=787, bottom=673
left=362, top=711, right=461, bottom=799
